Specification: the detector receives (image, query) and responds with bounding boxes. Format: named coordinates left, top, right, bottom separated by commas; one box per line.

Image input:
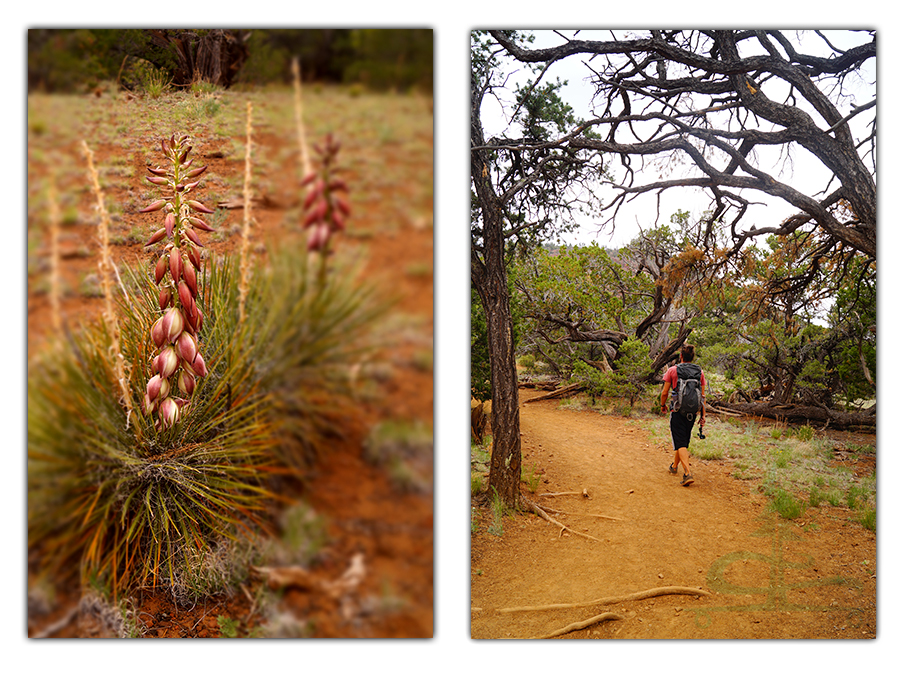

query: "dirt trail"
left=470, top=389, right=875, bottom=639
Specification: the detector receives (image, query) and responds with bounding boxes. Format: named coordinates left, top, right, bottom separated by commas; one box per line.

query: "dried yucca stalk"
left=239, top=100, right=254, bottom=323
left=292, top=56, right=312, bottom=178
left=83, top=141, right=139, bottom=432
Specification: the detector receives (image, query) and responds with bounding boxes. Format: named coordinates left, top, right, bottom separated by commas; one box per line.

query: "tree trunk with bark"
left=147, top=29, right=250, bottom=88
left=471, top=78, right=522, bottom=509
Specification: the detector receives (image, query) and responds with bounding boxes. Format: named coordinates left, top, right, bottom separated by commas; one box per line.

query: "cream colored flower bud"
left=158, top=397, right=180, bottom=430
left=175, top=331, right=198, bottom=363
left=150, top=316, right=167, bottom=348
left=178, top=370, right=196, bottom=396
left=146, top=374, right=170, bottom=403
left=162, top=307, right=185, bottom=342
left=157, top=346, right=180, bottom=379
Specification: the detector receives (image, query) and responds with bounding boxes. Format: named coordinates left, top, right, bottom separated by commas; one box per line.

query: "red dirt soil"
left=471, top=389, right=876, bottom=640
left=27, top=91, right=433, bottom=638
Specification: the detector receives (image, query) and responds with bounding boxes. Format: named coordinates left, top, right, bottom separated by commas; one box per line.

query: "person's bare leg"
left=676, top=447, right=691, bottom=476
left=671, top=450, right=680, bottom=472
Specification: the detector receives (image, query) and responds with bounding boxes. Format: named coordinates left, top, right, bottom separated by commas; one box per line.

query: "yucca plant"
left=28, top=130, right=387, bottom=603
left=28, top=254, right=279, bottom=598
left=28, top=136, right=278, bottom=598
left=226, top=242, right=389, bottom=471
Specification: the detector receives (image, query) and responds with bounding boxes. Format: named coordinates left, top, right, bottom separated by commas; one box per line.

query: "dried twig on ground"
left=522, top=497, right=601, bottom=543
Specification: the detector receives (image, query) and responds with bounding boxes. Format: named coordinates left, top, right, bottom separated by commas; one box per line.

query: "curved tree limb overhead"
left=486, top=29, right=876, bottom=260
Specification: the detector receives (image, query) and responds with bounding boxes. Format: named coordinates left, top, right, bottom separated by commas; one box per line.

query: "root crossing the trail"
left=498, top=586, right=708, bottom=613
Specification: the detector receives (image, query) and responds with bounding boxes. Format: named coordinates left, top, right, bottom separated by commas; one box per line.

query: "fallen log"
left=523, top=382, right=584, bottom=403
left=709, top=400, right=875, bottom=431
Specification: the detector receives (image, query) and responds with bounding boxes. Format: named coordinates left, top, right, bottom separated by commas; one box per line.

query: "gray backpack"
left=672, top=363, right=703, bottom=421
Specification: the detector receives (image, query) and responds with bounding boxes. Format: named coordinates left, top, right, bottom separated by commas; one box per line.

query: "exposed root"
left=539, top=505, right=623, bottom=521
left=539, top=489, right=590, bottom=498
left=521, top=497, right=601, bottom=543
left=538, top=611, right=624, bottom=639
left=499, top=586, right=707, bottom=613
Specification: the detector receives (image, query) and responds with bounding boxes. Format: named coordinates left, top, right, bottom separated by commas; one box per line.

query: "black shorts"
left=670, top=411, right=696, bottom=450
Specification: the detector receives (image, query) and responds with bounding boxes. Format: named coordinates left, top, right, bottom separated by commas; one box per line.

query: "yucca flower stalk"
left=301, top=133, right=351, bottom=260
left=139, top=135, right=217, bottom=430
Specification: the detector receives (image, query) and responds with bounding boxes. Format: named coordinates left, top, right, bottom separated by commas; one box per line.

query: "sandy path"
left=470, top=390, right=876, bottom=639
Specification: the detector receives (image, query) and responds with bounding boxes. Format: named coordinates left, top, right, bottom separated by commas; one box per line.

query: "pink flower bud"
left=307, top=223, right=329, bottom=252
left=191, top=305, right=203, bottom=333
left=335, top=196, right=351, bottom=217
left=184, top=164, right=208, bottom=179
left=191, top=351, right=208, bottom=378
left=184, top=228, right=204, bottom=248
left=169, top=246, right=183, bottom=283
left=158, top=397, right=180, bottom=430
left=158, top=346, right=180, bottom=378
left=139, top=199, right=167, bottom=214
left=154, top=253, right=169, bottom=285
left=188, top=216, right=215, bottom=232
left=329, top=179, right=349, bottom=193
left=159, top=287, right=172, bottom=310
left=147, top=166, right=168, bottom=177
left=178, top=371, right=196, bottom=396
left=145, top=175, right=169, bottom=186
left=175, top=331, right=198, bottom=363
left=187, top=244, right=202, bottom=269
left=183, top=259, right=198, bottom=296
left=304, top=201, right=328, bottom=229
left=165, top=212, right=176, bottom=238
left=303, top=180, right=325, bottom=209
left=301, top=171, right=317, bottom=186
left=178, top=281, right=194, bottom=311
left=145, top=228, right=167, bottom=246
left=143, top=393, right=155, bottom=415
left=160, top=307, right=183, bottom=342
left=150, top=316, right=167, bottom=348
left=146, top=374, right=170, bottom=403
left=187, top=200, right=215, bottom=214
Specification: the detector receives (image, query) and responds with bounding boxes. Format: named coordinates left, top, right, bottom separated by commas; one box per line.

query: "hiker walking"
left=659, top=344, right=706, bottom=487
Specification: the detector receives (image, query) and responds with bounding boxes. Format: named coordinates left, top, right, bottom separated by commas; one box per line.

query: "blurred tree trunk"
left=147, top=29, right=250, bottom=88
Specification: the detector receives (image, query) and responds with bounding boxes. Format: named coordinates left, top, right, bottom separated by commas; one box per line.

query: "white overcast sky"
left=480, top=29, right=876, bottom=249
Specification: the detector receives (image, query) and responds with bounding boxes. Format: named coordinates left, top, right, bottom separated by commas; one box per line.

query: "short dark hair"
left=680, top=344, right=695, bottom=362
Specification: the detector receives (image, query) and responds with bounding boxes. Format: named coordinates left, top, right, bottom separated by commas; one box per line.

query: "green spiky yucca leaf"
left=28, top=241, right=387, bottom=598
left=29, top=257, right=278, bottom=597
left=234, top=243, right=391, bottom=470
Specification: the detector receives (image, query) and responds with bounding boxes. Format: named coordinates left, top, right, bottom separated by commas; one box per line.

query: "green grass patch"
left=639, top=415, right=876, bottom=531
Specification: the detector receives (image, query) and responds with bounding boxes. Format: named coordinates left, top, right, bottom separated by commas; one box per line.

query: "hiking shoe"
left=668, top=463, right=678, bottom=474
left=681, top=474, right=694, bottom=487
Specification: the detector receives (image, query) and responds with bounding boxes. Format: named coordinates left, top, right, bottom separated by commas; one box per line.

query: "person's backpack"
left=672, top=363, right=703, bottom=421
